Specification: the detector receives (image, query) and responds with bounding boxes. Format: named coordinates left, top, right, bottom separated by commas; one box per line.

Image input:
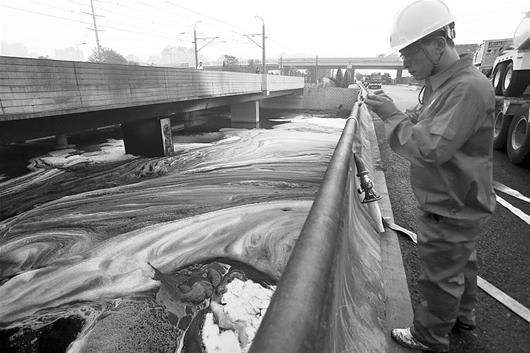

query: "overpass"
left=0, top=56, right=303, bottom=156
left=281, top=56, right=405, bottom=82
left=280, top=56, right=403, bottom=70
left=205, top=56, right=405, bottom=83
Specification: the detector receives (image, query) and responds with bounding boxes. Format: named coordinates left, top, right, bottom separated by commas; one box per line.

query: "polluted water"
left=0, top=111, right=348, bottom=353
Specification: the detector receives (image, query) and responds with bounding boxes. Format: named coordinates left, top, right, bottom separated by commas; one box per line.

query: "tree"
left=126, top=54, right=141, bottom=65
left=1, top=41, right=30, bottom=57
left=222, top=55, right=240, bottom=71
left=247, top=59, right=258, bottom=73
left=147, top=55, right=161, bottom=65
left=88, top=47, right=127, bottom=64
left=55, top=46, right=84, bottom=61
left=335, top=68, right=343, bottom=82
left=382, top=72, right=393, bottom=84
left=159, top=46, right=195, bottom=66
left=342, top=70, right=352, bottom=88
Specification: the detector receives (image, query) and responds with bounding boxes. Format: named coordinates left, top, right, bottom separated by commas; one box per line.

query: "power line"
left=12, top=0, right=82, bottom=17
left=162, top=0, right=245, bottom=36
left=97, top=22, right=189, bottom=42
left=96, top=0, right=203, bottom=46
left=100, top=0, right=197, bottom=29
left=1, top=1, right=276, bottom=61
left=88, top=2, right=189, bottom=31
left=83, top=0, right=103, bottom=55
left=0, top=4, right=190, bottom=48
left=0, top=4, right=91, bottom=26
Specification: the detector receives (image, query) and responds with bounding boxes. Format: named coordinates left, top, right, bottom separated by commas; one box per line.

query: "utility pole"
left=193, top=21, right=201, bottom=69
left=83, top=0, right=102, bottom=57
left=193, top=21, right=220, bottom=69
left=243, top=16, right=267, bottom=91
left=259, top=16, right=265, bottom=82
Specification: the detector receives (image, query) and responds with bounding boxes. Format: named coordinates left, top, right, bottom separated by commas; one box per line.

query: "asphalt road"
left=373, top=84, right=530, bottom=353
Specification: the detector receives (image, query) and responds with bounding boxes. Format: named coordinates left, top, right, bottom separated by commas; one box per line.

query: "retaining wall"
left=261, top=86, right=357, bottom=112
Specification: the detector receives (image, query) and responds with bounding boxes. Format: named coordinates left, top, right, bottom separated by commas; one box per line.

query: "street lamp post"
left=255, top=16, right=266, bottom=91
left=192, top=21, right=220, bottom=69
left=193, top=21, right=202, bottom=69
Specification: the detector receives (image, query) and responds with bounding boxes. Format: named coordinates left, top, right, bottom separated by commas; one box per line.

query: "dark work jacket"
left=385, top=54, right=496, bottom=223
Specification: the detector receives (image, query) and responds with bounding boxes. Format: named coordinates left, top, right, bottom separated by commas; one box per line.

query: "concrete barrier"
left=261, top=86, right=357, bottom=112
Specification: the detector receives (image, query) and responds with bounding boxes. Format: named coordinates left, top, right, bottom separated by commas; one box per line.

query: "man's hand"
left=364, top=91, right=401, bottom=120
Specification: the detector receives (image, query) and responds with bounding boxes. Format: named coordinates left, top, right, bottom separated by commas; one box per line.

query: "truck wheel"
left=502, top=64, right=530, bottom=97
left=493, top=111, right=512, bottom=150
left=492, top=63, right=506, bottom=95
left=507, top=113, right=530, bottom=165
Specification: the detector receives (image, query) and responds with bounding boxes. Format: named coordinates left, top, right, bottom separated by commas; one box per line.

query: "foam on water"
left=0, top=114, right=347, bottom=350
left=203, top=279, right=275, bottom=353
left=27, top=139, right=135, bottom=170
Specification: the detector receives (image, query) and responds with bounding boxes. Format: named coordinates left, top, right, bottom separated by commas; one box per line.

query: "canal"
left=0, top=109, right=349, bottom=353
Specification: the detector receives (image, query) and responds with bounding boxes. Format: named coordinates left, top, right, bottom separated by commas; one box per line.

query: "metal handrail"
left=249, top=104, right=360, bottom=353
left=357, top=81, right=370, bottom=101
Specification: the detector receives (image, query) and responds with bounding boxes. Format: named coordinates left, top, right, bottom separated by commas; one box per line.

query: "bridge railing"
left=249, top=93, right=390, bottom=353
left=0, top=56, right=303, bottom=121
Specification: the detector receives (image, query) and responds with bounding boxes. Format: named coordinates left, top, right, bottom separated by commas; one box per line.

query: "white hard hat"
left=389, top=0, right=456, bottom=53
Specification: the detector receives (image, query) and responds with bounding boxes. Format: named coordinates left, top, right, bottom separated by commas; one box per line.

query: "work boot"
left=390, top=327, right=448, bottom=352
left=452, top=318, right=477, bottom=333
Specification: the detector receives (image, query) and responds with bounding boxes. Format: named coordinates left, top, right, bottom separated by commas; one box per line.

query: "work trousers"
left=411, top=212, right=484, bottom=351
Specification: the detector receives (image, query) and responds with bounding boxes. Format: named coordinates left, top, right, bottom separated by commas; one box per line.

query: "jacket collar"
left=425, top=53, right=474, bottom=92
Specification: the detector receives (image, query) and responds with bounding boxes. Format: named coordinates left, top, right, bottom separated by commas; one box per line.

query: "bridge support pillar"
left=54, top=133, right=75, bottom=149
left=122, top=118, right=174, bottom=157
left=183, top=112, right=194, bottom=129
left=230, top=101, right=260, bottom=128
left=396, top=68, right=403, bottom=84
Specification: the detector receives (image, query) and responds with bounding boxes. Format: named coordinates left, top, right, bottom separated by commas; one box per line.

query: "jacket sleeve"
left=384, top=90, right=483, bottom=166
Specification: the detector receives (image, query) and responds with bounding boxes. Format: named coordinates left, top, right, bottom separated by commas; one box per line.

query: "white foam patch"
left=203, top=278, right=275, bottom=353
left=202, top=313, right=242, bottom=353
left=172, top=134, right=240, bottom=152
left=173, top=143, right=213, bottom=151
left=216, top=135, right=241, bottom=144
left=27, top=139, right=135, bottom=170
left=273, top=115, right=347, bottom=130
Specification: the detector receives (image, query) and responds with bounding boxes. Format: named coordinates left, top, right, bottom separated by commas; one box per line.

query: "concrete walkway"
left=363, top=106, right=414, bottom=352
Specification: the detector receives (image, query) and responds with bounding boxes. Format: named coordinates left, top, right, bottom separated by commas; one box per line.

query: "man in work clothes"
left=365, top=0, right=496, bottom=352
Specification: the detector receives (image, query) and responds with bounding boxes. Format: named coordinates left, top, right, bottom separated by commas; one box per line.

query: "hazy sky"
left=0, top=0, right=528, bottom=63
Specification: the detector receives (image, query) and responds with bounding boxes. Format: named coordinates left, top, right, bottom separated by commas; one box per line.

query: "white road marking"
left=496, top=195, right=530, bottom=227
left=494, top=181, right=530, bottom=204
left=477, top=277, right=530, bottom=323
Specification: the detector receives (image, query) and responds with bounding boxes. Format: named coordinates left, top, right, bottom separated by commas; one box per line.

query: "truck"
left=367, top=72, right=382, bottom=89
left=474, top=11, right=530, bottom=165
left=472, top=38, right=512, bottom=76
left=490, top=11, right=530, bottom=97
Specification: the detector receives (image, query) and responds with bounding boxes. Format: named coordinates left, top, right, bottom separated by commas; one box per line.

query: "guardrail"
left=249, top=86, right=389, bottom=353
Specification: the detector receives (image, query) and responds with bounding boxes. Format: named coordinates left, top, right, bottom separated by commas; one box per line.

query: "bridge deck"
left=0, top=56, right=303, bottom=121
